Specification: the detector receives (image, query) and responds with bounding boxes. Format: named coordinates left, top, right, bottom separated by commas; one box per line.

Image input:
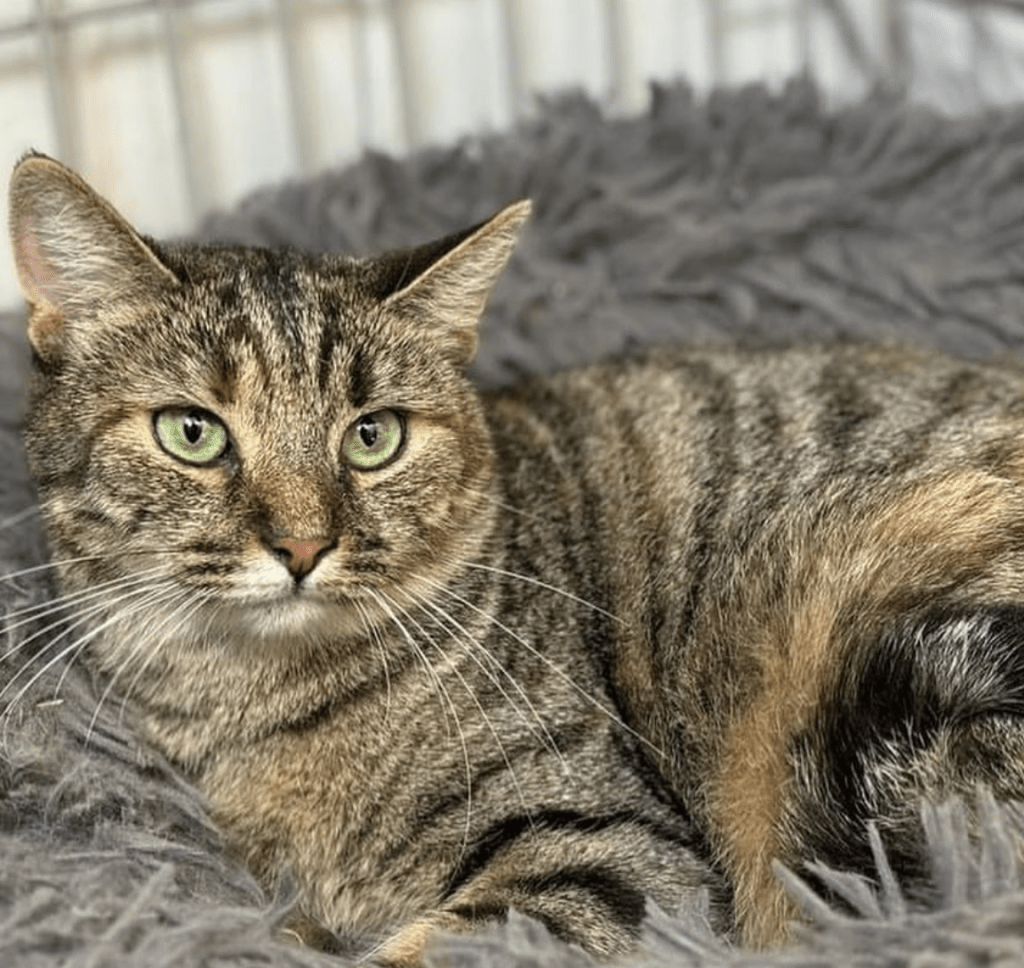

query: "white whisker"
left=0, top=587, right=161, bottom=745
left=367, top=588, right=476, bottom=856
left=383, top=588, right=537, bottom=834
left=451, top=481, right=546, bottom=524
left=407, top=583, right=570, bottom=776
left=0, top=569, right=169, bottom=663
left=2, top=636, right=93, bottom=737
left=1, top=566, right=168, bottom=631
left=365, top=587, right=459, bottom=744
left=55, top=582, right=178, bottom=700
left=0, top=548, right=196, bottom=587
left=353, top=598, right=393, bottom=722
left=430, top=567, right=666, bottom=762
left=0, top=554, right=112, bottom=585
left=452, top=558, right=623, bottom=624
left=0, top=574, right=178, bottom=744
left=91, top=586, right=214, bottom=743
left=0, top=505, right=40, bottom=532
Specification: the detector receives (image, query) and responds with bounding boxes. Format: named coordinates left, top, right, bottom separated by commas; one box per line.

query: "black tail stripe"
left=516, top=865, right=646, bottom=938
left=790, top=604, right=1024, bottom=875
left=446, top=902, right=509, bottom=925
left=443, top=809, right=689, bottom=900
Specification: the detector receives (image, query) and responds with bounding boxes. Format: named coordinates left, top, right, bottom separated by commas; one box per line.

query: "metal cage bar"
left=160, top=0, right=204, bottom=222
left=33, top=0, right=75, bottom=166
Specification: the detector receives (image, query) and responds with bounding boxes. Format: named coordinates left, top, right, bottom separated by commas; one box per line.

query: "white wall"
left=1, top=0, right=1022, bottom=309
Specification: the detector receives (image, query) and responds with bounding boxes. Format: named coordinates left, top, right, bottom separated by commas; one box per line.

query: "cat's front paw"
left=275, top=908, right=349, bottom=955
left=376, top=911, right=477, bottom=968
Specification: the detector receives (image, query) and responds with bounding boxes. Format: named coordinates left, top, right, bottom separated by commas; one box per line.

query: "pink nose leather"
left=270, top=536, right=334, bottom=580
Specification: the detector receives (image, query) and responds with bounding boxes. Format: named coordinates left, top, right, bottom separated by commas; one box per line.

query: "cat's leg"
left=374, top=911, right=467, bottom=968
left=375, top=880, right=643, bottom=967
left=374, top=812, right=725, bottom=966
left=376, top=877, right=643, bottom=968
left=276, top=908, right=350, bottom=954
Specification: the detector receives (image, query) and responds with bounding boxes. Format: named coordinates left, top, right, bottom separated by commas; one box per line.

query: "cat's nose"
left=268, top=536, right=336, bottom=581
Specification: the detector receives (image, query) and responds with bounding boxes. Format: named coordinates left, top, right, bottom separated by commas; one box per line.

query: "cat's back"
left=486, top=341, right=1024, bottom=524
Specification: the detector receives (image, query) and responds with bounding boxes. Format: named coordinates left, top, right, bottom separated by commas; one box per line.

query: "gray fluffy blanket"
left=5, top=79, right=1024, bottom=967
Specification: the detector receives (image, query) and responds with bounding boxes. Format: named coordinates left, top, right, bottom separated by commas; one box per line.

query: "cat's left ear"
left=375, top=200, right=531, bottom=364
left=9, top=152, right=180, bottom=359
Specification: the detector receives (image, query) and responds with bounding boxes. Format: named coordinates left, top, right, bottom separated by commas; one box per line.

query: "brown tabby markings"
left=13, top=152, right=1024, bottom=963
left=714, top=467, right=1024, bottom=945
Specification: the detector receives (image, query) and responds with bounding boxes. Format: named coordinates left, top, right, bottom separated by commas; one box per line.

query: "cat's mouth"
left=222, top=585, right=373, bottom=642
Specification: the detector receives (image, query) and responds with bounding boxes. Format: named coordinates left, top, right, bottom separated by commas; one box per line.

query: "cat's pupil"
left=358, top=418, right=378, bottom=449
left=184, top=414, right=203, bottom=444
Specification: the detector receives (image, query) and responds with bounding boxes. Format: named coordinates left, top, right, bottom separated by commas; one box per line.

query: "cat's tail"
left=788, top=605, right=1024, bottom=900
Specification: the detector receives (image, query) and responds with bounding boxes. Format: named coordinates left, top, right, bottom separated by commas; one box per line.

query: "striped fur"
left=13, top=153, right=1024, bottom=962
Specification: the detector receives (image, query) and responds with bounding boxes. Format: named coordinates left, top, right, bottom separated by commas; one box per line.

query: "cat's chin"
left=220, top=591, right=369, bottom=644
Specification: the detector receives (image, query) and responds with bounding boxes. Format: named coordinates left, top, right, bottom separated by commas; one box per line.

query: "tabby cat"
left=11, top=152, right=1024, bottom=964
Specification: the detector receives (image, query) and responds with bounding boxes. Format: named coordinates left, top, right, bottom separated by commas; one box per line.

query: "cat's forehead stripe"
left=346, top=344, right=374, bottom=410
left=267, top=258, right=307, bottom=355
left=215, top=268, right=287, bottom=395
left=314, top=289, right=347, bottom=395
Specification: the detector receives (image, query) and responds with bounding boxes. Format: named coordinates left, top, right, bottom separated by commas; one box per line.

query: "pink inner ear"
left=14, top=216, right=66, bottom=346
left=15, top=217, right=61, bottom=301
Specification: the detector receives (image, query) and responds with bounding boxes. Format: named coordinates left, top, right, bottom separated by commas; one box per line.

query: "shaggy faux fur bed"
left=6, top=79, right=1024, bottom=967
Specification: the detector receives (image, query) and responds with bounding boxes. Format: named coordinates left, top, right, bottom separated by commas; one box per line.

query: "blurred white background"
left=2, top=0, right=1023, bottom=308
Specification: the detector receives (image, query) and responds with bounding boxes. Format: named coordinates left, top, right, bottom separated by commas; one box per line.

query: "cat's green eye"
left=343, top=409, right=404, bottom=471
left=154, top=409, right=229, bottom=465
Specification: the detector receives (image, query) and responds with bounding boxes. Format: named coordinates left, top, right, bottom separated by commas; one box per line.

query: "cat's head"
left=10, top=152, right=529, bottom=709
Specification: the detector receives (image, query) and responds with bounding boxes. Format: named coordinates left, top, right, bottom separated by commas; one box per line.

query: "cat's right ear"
left=374, top=200, right=531, bottom=365
left=8, top=152, right=179, bottom=359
